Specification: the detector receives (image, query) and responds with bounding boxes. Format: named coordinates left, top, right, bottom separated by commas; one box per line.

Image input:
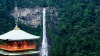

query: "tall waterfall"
left=40, top=8, right=48, bottom=56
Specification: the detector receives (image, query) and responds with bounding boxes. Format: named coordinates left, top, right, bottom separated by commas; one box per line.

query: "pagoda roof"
left=0, top=50, right=40, bottom=55
left=0, top=29, right=40, bottom=41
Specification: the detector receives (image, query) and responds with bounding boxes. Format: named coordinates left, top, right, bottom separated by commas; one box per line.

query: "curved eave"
left=0, top=37, right=40, bottom=41
left=0, top=50, right=40, bottom=55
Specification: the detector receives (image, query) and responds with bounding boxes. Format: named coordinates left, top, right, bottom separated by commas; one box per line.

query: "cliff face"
left=11, top=7, right=59, bottom=28
left=11, top=7, right=42, bottom=28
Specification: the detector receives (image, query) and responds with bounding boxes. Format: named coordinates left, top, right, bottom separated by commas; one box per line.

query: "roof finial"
left=15, top=1, right=18, bottom=26
left=14, top=1, right=20, bottom=30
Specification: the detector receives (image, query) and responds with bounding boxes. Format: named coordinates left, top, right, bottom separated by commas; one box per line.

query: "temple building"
left=0, top=25, right=40, bottom=56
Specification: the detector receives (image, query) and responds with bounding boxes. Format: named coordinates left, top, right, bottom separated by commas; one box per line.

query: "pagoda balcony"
left=0, top=41, right=36, bottom=52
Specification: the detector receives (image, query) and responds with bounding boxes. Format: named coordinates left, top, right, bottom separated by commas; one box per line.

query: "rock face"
left=11, top=7, right=59, bottom=28
left=46, top=7, right=60, bottom=35
left=11, top=7, right=42, bottom=28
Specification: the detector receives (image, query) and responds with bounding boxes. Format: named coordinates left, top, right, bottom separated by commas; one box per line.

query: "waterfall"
left=40, top=8, right=48, bottom=56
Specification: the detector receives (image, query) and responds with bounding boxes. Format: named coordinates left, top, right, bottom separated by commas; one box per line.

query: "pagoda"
left=0, top=25, right=40, bottom=55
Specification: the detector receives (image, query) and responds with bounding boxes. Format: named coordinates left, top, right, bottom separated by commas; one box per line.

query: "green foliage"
left=48, top=0, right=100, bottom=56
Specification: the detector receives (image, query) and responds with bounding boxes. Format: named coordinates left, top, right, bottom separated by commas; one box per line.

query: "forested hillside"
left=49, top=0, right=100, bottom=56
left=0, top=0, right=100, bottom=56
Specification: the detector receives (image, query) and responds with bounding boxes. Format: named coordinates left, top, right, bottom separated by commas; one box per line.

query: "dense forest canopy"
left=0, top=0, right=100, bottom=56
